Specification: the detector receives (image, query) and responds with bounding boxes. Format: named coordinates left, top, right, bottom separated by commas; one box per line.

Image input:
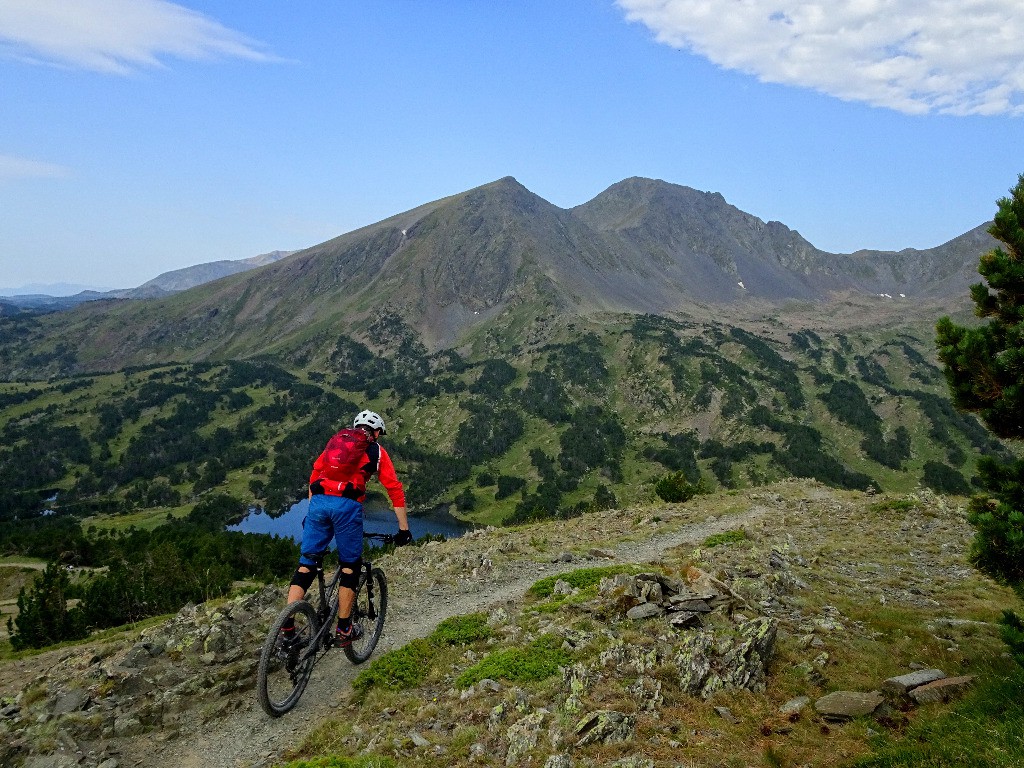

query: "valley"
left=1, top=174, right=1020, bottom=767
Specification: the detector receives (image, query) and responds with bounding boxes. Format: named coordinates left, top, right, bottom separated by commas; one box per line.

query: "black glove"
left=395, top=528, right=414, bottom=547
left=309, top=479, right=325, bottom=495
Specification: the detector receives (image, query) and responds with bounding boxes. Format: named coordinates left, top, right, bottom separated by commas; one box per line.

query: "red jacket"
left=309, top=441, right=406, bottom=508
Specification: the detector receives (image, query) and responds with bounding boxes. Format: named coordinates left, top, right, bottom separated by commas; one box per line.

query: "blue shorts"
left=299, top=494, right=363, bottom=565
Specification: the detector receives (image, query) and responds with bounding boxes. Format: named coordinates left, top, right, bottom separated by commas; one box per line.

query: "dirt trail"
left=120, top=504, right=773, bottom=768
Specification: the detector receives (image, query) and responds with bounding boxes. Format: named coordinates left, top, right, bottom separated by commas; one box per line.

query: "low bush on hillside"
left=869, top=497, right=918, bottom=514
left=351, top=638, right=435, bottom=693
left=454, top=634, right=571, bottom=688
left=432, top=613, right=492, bottom=645
left=527, top=565, right=640, bottom=599
left=353, top=613, right=493, bottom=694
left=654, top=470, right=706, bottom=503
left=279, top=756, right=395, bottom=768
left=702, top=529, right=747, bottom=548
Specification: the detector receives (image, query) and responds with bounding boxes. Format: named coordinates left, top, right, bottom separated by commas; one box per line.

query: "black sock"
left=336, top=617, right=351, bottom=633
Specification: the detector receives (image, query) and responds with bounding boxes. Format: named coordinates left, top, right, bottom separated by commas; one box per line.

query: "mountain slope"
left=125, top=249, right=295, bottom=296
left=0, top=176, right=996, bottom=375
left=1, top=483, right=1015, bottom=768
left=0, top=250, right=295, bottom=312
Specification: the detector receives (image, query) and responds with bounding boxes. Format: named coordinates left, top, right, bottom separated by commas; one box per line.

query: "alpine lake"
left=228, top=495, right=473, bottom=546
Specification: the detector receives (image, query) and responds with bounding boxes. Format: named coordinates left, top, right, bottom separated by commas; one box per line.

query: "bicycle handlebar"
left=363, top=532, right=395, bottom=543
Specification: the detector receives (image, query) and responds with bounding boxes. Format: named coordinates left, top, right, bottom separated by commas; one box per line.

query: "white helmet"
left=353, top=409, right=386, bottom=434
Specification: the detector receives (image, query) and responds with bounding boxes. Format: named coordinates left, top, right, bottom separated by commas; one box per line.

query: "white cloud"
left=617, top=0, right=1024, bottom=115
left=0, top=0, right=275, bottom=74
left=0, top=153, right=71, bottom=179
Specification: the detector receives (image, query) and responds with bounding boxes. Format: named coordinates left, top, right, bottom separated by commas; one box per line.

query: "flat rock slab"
left=779, top=696, right=811, bottom=716
left=882, top=668, right=946, bottom=696
left=626, top=603, right=665, bottom=620
left=667, top=597, right=713, bottom=612
left=910, top=675, right=975, bottom=704
left=814, top=690, right=885, bottom=720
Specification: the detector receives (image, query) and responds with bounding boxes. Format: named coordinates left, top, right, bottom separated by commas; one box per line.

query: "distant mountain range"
left=0, top=250, right=294, bottom=313
left=1, top=176, right=996, bottom=373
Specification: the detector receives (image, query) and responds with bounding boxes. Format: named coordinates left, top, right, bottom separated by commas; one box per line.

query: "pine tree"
left=8, top=562, right=87, bottom=650
left=936, top=173, right=1024, bottom=663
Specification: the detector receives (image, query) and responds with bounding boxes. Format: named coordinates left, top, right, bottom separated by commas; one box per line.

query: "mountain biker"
left=281, top=409, right=412, bottom=648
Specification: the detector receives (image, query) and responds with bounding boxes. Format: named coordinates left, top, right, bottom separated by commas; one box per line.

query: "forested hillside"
left=1, top=311, right=1006, bottom=541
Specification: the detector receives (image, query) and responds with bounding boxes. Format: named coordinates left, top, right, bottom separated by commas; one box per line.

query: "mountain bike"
left=257, top=532, right=391, bottom=717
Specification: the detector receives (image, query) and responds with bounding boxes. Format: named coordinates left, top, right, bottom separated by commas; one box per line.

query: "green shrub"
left=921, top=460, right=971, bottom=495
left=528, top=565, right=639, bottom=599
left=352, top=612, right=493, bottom=694
left=702, top=529, right=747, bottom=548
left=455, top=635, right=570, bottom=688
left=431, top=613, right=492, bottom=645
left=654, top=471, right=704, bottom=503
left=352, top=638, right=434, bottom=692
left=277, top=757, right=395, bottom=768
left=869, top=498, right=917, bottom=514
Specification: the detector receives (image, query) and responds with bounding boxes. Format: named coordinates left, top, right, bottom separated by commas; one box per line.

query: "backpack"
left=320, top=428, right=370, bottom=482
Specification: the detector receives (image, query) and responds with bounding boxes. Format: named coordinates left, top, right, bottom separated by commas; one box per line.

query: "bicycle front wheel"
left=344, top=567, right=388, bottom=664
left=257, top=600, right=319, bottom=717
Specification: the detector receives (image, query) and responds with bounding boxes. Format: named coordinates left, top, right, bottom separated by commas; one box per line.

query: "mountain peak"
left=14, top=176, right=995, bottom=369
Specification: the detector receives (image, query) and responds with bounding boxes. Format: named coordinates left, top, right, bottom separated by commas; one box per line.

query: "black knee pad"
left=290, top=566, right=316, bottom=592
left=337, top=560, right=362, bottom=591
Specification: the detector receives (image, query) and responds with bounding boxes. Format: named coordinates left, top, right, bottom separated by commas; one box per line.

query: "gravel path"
left=119, top=504, right=773, bottom=768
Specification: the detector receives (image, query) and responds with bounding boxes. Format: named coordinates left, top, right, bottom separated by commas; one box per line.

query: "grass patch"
left=83, top=504, right=191, bottom=533
left=276, top=757, right=395, bottom=768
left=432, top=613, right=492, bottom=645
left=853, top=664, right=1024, bottom=767
left=702, top=529, right=747, bottom=548
left=869, top=498, right=918, bottom=514
left=455, top=634, right=571, bottom=688
left=528, top=565, right=641, bottom=599
left=352, top=612, right=498, bottom=695
left=352, top=638, right=434, bottom=693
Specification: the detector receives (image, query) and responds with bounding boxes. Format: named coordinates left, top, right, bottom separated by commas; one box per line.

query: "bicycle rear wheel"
left=257, top=600, right=319, bottom=716
left=344, top=567, right=387, bottom=664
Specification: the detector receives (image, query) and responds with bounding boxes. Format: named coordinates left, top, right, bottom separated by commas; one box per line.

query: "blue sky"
left=1, top=1, right=1022, bottom=291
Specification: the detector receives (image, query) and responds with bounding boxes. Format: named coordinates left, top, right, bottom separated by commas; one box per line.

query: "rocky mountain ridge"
left=0, top=251, right=294, bottom=313
left=2, top=176, right=995, bottom=372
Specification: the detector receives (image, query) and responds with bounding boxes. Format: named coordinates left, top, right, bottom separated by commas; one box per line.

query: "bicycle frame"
left=257, top=531, right=393, bottom=716
left=295, top=532, right=392, bottom=666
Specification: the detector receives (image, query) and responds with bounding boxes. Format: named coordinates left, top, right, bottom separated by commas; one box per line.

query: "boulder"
left=779, top=696, right=811, bottom=716
left=51, top=689, right=89, bottom=716
left=675, top=616, right=777, bottom=698
left=575, top=710, right=636, bottom=746
left=814, top=691, right=885, bottom=720
left=667, top=596, right=713, bottom=613
left=910, top=675, right=975, bottom=704
left=552, top=580, right=575, bottom=596
left=561, top=664, right=596, bottom=714
left=881, top=669, right=946, bottom=697
left=505, top=711, right=546, bottom=766
left=626, top=603, right=665, bottom=621
left=668, top=611, right=702, bottom=629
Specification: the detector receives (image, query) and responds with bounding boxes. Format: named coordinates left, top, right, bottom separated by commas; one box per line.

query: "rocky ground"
left=0, top=480, right=1015, bottom=768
